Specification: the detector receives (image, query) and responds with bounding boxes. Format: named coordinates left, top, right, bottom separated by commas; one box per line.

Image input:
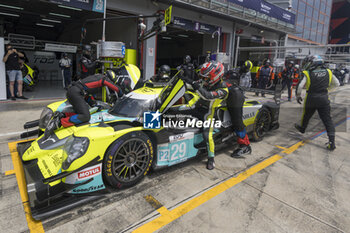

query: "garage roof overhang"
left=156, top=0, right=295, bottom=35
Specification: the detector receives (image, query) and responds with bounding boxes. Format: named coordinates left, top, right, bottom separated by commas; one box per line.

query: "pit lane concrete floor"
left=0, top=86, right=349, bottom=233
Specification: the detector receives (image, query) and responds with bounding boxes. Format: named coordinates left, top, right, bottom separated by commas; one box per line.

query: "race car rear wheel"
left=103, top=131, right=154, bottom=189
left=252, top=108, right=271, bottom=141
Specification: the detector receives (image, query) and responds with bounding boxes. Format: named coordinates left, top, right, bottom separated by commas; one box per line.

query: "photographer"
left=3, top=44, right=27, bottom=100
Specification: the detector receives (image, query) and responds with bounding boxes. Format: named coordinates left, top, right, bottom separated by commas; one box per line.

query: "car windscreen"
left=109, top=96, right=155, bottom=118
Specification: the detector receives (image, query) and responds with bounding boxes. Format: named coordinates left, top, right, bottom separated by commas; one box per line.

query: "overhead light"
left=36, top=23, right=54, bottom=28
left=178, top=34, right=189, bottom=38
left=0, top=4, right=23, bottom=10
left=42, top=18, right=61, bottom=23
left=58, top=5, right=82, bottom=11
left=0, top=12, right=20, bottom=17
left=49, top=12, right=71, bottom=18
left=162, top=36, right=172, bottom=40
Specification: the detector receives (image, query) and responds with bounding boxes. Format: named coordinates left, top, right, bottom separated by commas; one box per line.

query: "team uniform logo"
left=143, top=110, right=162, bottom=129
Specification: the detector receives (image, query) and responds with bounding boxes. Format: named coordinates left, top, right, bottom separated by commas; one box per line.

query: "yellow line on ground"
left=133, top=139, right=309, bottom=233
left=133, top=154, right=283, bottom=233
left=275, top=145, right=288, bottom=150
left=157, top=206, right=170, bottom=216
left=281, top=140, right=307, bottom=154
left=8, top=141, right=45, bottom=233
left=5, top=170, right=15, bottom=175
left=144, top=195, right=164, bottom=210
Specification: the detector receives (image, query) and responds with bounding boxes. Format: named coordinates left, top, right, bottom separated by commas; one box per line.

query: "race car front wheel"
left=252, top=108, right=271, bottom=141
left=103, top=131, right=154, bottom=189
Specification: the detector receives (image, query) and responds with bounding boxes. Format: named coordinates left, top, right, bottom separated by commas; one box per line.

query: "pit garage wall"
left=0, top=37, right=6, bottom=100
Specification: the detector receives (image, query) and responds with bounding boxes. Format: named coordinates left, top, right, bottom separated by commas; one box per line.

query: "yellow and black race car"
left=17, top=72, right=279, bottom=220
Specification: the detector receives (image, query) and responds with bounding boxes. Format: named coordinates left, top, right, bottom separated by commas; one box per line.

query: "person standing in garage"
left=2, top=44, right=27, bottom=100
left=280, top=60, right=295, bottom=101
left=59, top=53, right=72, bottom=89
left=295, top=55, right=339, bottom=150
left=255, top=59, right=274, bottom=97
left=79, top=45, right=96, bottom=79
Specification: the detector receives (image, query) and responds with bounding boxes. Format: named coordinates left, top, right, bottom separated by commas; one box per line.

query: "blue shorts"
left=7, top=70, right=23, bottom=82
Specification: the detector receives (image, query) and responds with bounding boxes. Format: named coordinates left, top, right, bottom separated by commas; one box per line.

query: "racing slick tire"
left=103, top=131, right=154, bottom=189
left=252, top=108, right=271, bottom=142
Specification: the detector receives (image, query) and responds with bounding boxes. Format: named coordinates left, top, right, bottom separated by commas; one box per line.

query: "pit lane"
left=0, top=87, right=349, bottom=233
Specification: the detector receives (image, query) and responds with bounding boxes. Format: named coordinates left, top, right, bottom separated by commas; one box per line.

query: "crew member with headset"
left=256, top=59, right=274, bottom=97
left=178, top=55, right=196, bottom=81
left=295, top=55, right=339, bottom=150
left=79, top=45, right=96, bottom=79
left=45, top=70, right=124, bottom=137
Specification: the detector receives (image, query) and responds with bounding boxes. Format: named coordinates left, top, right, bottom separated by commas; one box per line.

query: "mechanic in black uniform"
left=295, top=55, right=339, bottom=150
left=79, top=45, right=96, bottom=79
left=225, top=76, right=252, bottom=157
left=45, top=70, right=124, bottom=136
left=178, top=55, right=197, bottom=82
left=280, top=60, right=295, bottom=101
left=150, top=65, right=171, bottom=82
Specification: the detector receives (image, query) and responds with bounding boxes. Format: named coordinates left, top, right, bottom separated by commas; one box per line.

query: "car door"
left=158, top=75, right=186, bottom=113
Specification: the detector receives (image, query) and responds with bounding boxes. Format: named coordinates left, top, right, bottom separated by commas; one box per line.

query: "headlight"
left=39, top=107, right=53, bottom=129
left=62, top=136, right=89, bottom=170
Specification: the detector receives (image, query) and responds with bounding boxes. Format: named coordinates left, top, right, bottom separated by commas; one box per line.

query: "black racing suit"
left=296, top=67, right=340, bottom=142
left=225, top=81, right=250, bottom=146
left=281, top=67, right=295, bottom=100
left=80, top=55, right=96, bottom=79
left=62, top=74, right=123, bottom=127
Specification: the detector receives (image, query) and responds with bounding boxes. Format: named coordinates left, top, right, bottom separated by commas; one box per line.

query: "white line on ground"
left=0, top=131, right=22, bottom=137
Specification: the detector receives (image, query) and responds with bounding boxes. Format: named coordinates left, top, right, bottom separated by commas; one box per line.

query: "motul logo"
left=78, top=166, right=101, bottom=179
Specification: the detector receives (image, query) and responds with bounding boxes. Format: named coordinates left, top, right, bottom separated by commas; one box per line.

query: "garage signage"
left=173, top=17, right=221, bottom=35
left=45, top=43, right=77, bottom=53
left=227, top=0, right=295, bottom=24
left=49, top=0, right=105, bottom=13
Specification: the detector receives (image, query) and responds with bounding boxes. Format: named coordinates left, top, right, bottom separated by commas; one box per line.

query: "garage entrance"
left=156, top=16, right=226, bottom=74
left=0, top=0, right=137, bottom=100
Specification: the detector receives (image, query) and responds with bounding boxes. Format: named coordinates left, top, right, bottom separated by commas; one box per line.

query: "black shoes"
left=17, top=96, right=28, bottom=99
left=206, top=157, right=215, bottom=170
left=10, top=96, right=16, bottom=101
left=326, top=142, right=336, bottom=151
left=294, top=124, right=305, bottom=134
left=231, top=145, right=252, bottom=157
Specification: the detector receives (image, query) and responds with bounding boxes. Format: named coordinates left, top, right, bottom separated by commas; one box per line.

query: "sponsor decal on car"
left=78, top=166, right=101, bottom=179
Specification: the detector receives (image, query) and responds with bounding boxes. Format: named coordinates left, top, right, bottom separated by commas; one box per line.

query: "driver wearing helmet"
left=182, top=61, right=229, bottom=170
left=295, top=55, right=339, bottom=150
left=239, top=60, right=253, bottom=88
left=151, top=65, right=171, bottom=82
left=45, top=70, right=124, bottom=136
left=80, top=45, right=96, bottom=79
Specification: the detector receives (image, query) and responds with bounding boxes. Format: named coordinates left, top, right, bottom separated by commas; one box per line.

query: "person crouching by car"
left=45, top=70, right=124, bottom=137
